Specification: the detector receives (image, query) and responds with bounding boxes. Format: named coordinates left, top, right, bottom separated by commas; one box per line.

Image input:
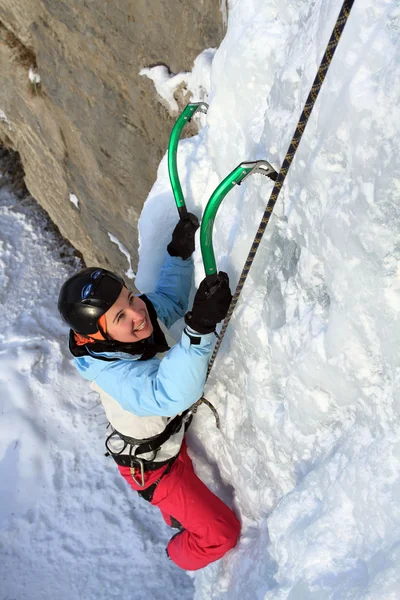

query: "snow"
left=0, top=109, right=12, bottom=130
left=140, top=48, right=216, bottom=112
left=69, top=192, right=79, bottom=209
left=2, top=0, right=400, bottom=599
left=28, top=67, right=41, bottom=85
left=107, top=232, right=136, bottom=280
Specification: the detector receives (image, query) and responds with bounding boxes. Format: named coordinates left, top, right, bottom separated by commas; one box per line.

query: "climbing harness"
left=106, top=410, right=192, bottom=487
left=168, top=0, right=355, bottom=424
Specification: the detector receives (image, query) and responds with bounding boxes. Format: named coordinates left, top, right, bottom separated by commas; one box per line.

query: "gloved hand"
left=167, top=213, right=200, bottom=260
left=184, top=272, right=232, bottom=334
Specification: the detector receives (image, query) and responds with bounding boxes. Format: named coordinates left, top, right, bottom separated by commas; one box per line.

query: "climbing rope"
left=192, top=0, right=355, bottom=422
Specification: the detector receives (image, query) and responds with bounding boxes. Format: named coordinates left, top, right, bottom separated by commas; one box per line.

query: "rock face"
left=0, top=1, right=224, bottom=278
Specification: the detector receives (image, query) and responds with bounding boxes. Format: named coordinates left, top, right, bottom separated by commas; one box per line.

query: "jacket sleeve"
left=93, top=329, right=215, bottom=417
left=146, top=254, right=193, bottom=328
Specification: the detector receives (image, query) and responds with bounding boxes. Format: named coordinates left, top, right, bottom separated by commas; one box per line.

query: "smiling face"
left=104, top=287, right=153, bottom=343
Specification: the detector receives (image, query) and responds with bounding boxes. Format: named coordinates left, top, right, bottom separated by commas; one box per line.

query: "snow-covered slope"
left=1, top=1, right=400, bottom=599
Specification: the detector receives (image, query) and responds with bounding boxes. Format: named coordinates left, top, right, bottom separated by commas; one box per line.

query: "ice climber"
left=58, top=214, right=240, bottom=570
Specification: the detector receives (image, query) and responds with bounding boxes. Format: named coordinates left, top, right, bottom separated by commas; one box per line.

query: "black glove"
left=167, top=213, right=200, bottom=260
left=184, top=272, right=232, bottom=334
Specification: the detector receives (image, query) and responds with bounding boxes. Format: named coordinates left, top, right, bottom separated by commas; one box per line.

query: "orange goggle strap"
left=74, top=314, right=108, bottom=346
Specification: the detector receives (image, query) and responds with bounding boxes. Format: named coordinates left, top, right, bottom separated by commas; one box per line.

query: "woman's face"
left=105, top=286, right=153, bottom=343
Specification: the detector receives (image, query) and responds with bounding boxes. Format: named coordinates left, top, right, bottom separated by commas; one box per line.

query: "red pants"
left=117, top=441, right=240, bottom=570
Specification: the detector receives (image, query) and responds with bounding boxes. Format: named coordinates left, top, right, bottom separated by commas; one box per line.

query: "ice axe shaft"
left=168, top=102, right=208, bottom=216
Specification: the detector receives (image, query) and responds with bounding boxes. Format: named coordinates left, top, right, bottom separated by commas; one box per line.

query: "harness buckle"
left=130, top=458, right=145, bottom=488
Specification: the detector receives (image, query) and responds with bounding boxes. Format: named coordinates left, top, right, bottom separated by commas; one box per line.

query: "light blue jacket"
left=73, top=255, right=214, bottom=418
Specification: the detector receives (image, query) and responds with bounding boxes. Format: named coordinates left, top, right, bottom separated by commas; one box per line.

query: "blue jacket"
left=73, top=255, right=214, bottom=418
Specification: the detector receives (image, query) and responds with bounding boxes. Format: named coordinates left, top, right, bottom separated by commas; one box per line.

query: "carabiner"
left=130, top=458, right=145, bottom=488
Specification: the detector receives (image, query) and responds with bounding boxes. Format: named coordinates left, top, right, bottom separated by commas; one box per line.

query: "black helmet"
left=58, top=267, right=124, bottom=334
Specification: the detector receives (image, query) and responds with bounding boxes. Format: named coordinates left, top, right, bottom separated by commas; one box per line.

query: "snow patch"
left=28, top=68, right=41, bottom=85
left=69, top=193, right=79, bottom=209
left=0, top=110, right=12, bottom=130
left=140, top=48, right=216, bottom=113
left=107, top=232, right=135, bottom=280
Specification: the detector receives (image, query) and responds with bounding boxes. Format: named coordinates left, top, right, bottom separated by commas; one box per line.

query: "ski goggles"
left=81, top=269, right=125, bottom=309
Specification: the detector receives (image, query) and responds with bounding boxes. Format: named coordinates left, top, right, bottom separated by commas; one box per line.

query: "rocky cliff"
left=0, top=1, right=224, bottom=278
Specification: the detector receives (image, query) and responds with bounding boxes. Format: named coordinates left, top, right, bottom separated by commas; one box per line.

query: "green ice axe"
left=167, top=107, right=277, bottom=286
left=200, top=161, right=278, bottom=287
left=168, top=102, right=209, bottom=218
